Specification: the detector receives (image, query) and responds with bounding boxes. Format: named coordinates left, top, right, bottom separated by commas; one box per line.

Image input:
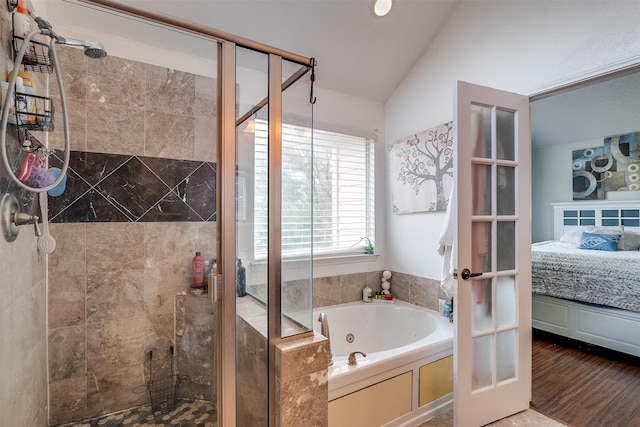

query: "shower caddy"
left=1, top=0, right=71, bottom=242
left=147, top=346, right=180, bottom=413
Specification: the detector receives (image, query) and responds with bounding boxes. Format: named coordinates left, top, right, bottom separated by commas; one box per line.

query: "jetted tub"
left=314, top=300, right=453, bottom=426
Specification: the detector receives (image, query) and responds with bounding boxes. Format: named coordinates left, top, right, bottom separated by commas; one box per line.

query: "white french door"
left=454, top=81, right=532, bottom=426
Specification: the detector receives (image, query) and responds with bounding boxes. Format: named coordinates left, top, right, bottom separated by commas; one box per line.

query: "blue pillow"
left=578, top=232, right=621, bottom=251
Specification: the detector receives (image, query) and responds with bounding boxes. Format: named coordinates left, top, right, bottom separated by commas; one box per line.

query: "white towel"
left=437, top=183, right=456, bottom=297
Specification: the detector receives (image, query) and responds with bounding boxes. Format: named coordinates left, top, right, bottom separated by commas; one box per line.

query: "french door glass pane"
left=471, top=221, right=491, bottom=273
left=496, top=276, right=516, bottom=328
left=497, top=221, right=515, bottom=271
left=471, top=104, right=492, bottom=159
left=471, top=279, right=493, bottom=333
left=472, top=334, right=493, bottom=391
left=472, top=164, right=492, bottom=216
left=497, top=166, right=515, bottom=216
left=496, top=330, right=517, bottom=383
left=496, top=109, right=515, bottom=161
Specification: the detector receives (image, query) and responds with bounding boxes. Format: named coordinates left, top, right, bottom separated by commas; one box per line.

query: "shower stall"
left=0, top=0, right=324, bottom=425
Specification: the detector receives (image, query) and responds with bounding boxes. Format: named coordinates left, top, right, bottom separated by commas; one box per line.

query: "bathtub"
left=313, top=300, right=453, bottom=426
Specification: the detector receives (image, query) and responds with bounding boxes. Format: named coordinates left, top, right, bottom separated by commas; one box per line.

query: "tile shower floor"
left=60, top=400, right=216, bottom=427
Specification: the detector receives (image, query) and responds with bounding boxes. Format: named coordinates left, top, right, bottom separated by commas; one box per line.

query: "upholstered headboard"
left=552, top=200, right=640, bottom=240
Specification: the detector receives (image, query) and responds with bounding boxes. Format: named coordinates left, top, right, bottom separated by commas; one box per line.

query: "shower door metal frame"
left=70, top=2, right=316, bottom=425
left=218, top=40, right=237, bottom=427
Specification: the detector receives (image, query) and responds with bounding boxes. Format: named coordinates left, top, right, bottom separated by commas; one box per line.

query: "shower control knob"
left=13, top=212, right=41, bottom=236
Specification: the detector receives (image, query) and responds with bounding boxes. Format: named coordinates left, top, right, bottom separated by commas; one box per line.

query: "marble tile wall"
left=175, top=293, right=216, bottom=401
left=48, top=151, right=216, bottom=223
left=313, top=270, right=446, bottom=312
left=275, top=334, right=328, bottom=427
left=46, top=46, right=218, bottom=425
left=48, top=221, right=216, bottom=425
left=235, top=296, right=329, bottom=427
left=0, top=2, right=48, bottom=426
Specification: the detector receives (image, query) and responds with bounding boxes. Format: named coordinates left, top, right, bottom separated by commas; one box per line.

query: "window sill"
left=249, top=253, right=379, bottom=269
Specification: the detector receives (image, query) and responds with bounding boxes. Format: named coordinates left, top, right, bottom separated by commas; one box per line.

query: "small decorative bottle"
left=236, top=259, right=246, bottom=297
left=362, top=285, right=372, bottom=302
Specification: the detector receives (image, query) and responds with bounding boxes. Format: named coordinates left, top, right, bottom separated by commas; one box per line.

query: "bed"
left=531, top=200, right=640, bottom=357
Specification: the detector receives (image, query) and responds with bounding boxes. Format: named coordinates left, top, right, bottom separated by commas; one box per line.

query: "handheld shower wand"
left=27, top=7, right=107, bottom=58
left=55, top=36, right=107, bottom=59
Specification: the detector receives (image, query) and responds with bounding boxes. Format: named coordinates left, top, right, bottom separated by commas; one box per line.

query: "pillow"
left=585, top=226, right=625, bottom=250
left=578, top=231, right=621, bottom=251
left=559, top=230, right=583, bottom=245
left=622, top=230, right=640, bottom=250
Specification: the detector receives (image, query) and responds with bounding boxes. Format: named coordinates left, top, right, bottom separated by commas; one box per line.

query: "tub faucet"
left=317, top=312, right=333, bottom=366
left=348, top=351, right=367, bottom=366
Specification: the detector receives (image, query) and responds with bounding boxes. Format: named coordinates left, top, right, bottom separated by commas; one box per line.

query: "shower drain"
left=345, top=333, right=355, bottom=343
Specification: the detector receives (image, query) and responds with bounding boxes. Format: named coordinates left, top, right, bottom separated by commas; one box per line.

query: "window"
left=254, top=119, right=375, bottom=258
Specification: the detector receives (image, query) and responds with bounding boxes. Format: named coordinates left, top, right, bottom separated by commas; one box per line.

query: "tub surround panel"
left=276, top=333, right=328, bottom=383
left=313, top=270, right=445, bottom=312
left=312, top=276, right=341, bottom=308
left=391, top=271, right=444, bottom=311
left=275, top=335, right=328, bottom=427
left=277, top=371, right=329, bottom=427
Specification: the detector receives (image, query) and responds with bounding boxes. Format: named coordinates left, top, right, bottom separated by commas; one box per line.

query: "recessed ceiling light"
left=372, top=0, right=393, bottom=17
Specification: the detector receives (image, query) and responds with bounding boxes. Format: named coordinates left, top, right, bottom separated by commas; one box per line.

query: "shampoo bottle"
left=13, top=0, right=31, bottom=40
left=192, top=251, right=204, bottom=288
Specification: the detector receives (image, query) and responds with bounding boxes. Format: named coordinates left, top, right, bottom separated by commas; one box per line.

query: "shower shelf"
left=13, top=90, right=54, bottom=132
left=12, top=35, right=54, bottom=74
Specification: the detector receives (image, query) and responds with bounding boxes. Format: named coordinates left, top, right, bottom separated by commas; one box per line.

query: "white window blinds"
left=254, top=120, right=375, bottom=257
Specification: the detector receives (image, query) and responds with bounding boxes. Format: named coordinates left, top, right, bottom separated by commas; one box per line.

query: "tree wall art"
left=388, top=121, right=454, bottom=214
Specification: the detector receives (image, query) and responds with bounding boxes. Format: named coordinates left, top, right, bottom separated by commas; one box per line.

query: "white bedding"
left=531, top=240, right=640, bottom=313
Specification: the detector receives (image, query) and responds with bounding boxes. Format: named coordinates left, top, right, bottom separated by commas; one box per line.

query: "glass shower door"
left=229, top=47, right=314, bottom=425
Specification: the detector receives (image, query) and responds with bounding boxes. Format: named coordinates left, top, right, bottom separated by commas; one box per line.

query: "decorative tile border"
left=49, top=151, right=216, bottom=223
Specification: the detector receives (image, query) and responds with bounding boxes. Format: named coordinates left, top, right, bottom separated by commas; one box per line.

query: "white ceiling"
left=40, top=0, right=640, bottom=147
left=531, top=69, right=640, bottom=147
left=42, top=0, right=460, bottom=103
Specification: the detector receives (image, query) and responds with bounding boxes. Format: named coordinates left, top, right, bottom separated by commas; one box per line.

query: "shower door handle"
left=460, top=268, right=482, bottom=281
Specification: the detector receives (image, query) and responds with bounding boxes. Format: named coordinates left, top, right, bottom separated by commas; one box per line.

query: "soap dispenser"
left=362, top=285, right=372, bottom=303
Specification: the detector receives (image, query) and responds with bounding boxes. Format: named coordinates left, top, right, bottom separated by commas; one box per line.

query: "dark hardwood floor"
left=531, top=330, right=640, bottom=427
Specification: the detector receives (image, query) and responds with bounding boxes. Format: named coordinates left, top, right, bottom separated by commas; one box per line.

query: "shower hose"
left=0, top=28, right=70, bottom=194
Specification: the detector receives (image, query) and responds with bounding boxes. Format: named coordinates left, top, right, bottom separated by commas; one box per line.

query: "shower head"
left=55, top=36, right=107, bottom=59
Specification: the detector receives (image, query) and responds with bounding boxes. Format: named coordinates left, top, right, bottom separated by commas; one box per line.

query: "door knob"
left=461, top=268, right=482, bottom=280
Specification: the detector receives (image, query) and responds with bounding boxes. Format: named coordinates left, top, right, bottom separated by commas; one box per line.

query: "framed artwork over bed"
left=572, top=132, right=640, bottom=200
